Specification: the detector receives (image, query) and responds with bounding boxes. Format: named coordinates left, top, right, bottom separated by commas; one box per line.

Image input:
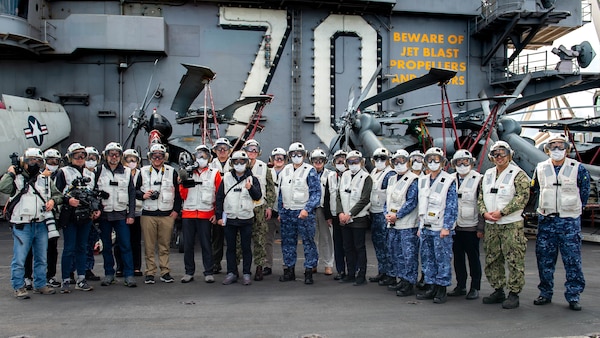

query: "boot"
left=416, top=284, right=436, bottom=300
left=387, top=279, right=404, bottom=291
left=416, top=274, right=426, bottom=290
left=254, top=266, right=263, bottom=281
left=279, top=266, right=296, bottom=282
left=483, top=288, right=506, bottom=304
left=502, top=292, right=520, bottom=309
left=396, top=281, right=415, bottom=297
left=369, top=273, right=385, bottom=283
left=304, top=268, right=314, bottom=285
left=378, top=275, right=395, bottom=286
left=433, top=285, right=447, bottom=304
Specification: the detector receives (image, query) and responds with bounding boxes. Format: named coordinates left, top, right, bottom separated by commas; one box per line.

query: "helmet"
left=103, top=142, right=123, bottom=155
left=424, top=147, right=446, bottom=167
left=347, top=150, right=363, bottom=159
left=243, top=139, right=261, bottom=155
left=333, top=149, right=347, bottom=159
left=44, top=148, right=61, bottom=159
left=288, top=142, right=306, bottom=154
left=85, top=146, right=99, bottom=157
left=372, top=147, right=390, bottom=158
left=195, top=144, right=212, bottom=160
left=409, top=150, right=424, bottom=158
left=213, top=137, right=232, bottom=149
left=544, top=133, right=571, bottom=152
left=392, top=149, right=409, bottom=160
left=230, top=150, right=250, bottom=166
left=451, top=149, right=474, bottom=167
left=67, top=142, right=86, bottom=155
left=148, top=143, right=169, bottom=161
left=488, top=140, right=514, bottom=160
left=271, top=147, right=287, bottom=157
left=123, top=149, right=140, bottom=159
left=310, top=148, right=327, bottom=161
left=25, top=147, right=43, bottom=158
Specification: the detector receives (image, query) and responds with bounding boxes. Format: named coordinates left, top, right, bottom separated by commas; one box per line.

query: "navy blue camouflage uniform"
left=532, top=163, right=590, bottom=304
left=371, top=170, right=397, bottom=278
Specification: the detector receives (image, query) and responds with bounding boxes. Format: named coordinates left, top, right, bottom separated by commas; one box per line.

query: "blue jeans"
left=61, top=220, right=91, bottom=281
left=11, top=222, right=48, bottom=290
left=99, top=219, right=134, bottom=277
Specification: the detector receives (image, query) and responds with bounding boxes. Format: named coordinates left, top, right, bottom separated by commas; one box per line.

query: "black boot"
left=279, top=266, right=296, bottom=282
left=502, top=292, right=520, bottom=309
left=483, top=288, right=506, bottom=304
left=416, top=274, right=426, bottom=290
left=369, top=273, right=385, bottom=283
left=378, top=275, right=395, bottom=286
left=304, top=268, right=314, bottom=285
left=433, top=285, right=447, bottom=304
left=387, top=278, right=404, bottom=291
left=416, top=284, right=436, bottom=300
left=396, top=281, right=415, bottom=297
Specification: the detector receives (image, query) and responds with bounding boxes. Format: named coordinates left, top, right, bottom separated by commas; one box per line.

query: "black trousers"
left=452, top=230, right=482, bottom=290
left=342, top=222, right=367, bottom=278
left=332, top=216, right=346, bottom=274
left=211, top=223, right=225, bottom=269
left=183, top=218, right=214, bottom=276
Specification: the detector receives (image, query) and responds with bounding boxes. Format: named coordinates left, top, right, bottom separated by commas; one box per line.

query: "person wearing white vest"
left=138, top=143, right=182, bottom=285
left=368, top=147, right=397, bottom=286
left=209, top=137, right=233, bottom=274
left=478, top=140, right=530, bottom=309
left=95, top=142, right=137, bottom=288
left=0, top=147, right=62, bottom=299
left=83, top=146, right=102, bottom=282
left=336, top=150, right=373, bottom=286
left=179, top=145, right=222, bottom=284
left=447, top=149, right=483, bottom=300
left=54, top=143, right=100, bottom=293
left=242, top=139, right=275, bottom=281
left=416, top=147, right=457, bottom=304
left=409, top=150, right=425, bottom=175
left=215, top=151, right=262, bottom=286
left=264, top=147, right=286, bottom=276
left=531, top=133, right=590, bottom=311
left=385, top=149, right=420, bottom=297
left=330, top=150, right=348, bottom=280
left=310, top=148, right=335, bottom=276
left=278, top=142, right=321, bottom=285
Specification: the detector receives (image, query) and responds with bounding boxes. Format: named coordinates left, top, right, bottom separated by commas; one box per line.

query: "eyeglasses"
left=411, top=156, right=423, bottom=163
left=547, top=142, right=567, bottom=151
left=312, top=158, right=325, bottom=164
left=72, top=152, right=87, bottom=160
left=245, top=147, right=259, bottom=153
left=490, top=149, right=509, bottom=158
left=347, top=159, right=361, bottom=165
left=453, top=159, right=471, bottom=166
left=273, top=156, right=285, bottom=162
left=392, top=157, right=408, bottom=165
left=215, top=147, right=230, bottom=152
left=151, top=154, right=165, bottom=160
left=107, top=151, right=121, bottom=158
left=232, top=160, right=247, bottom=165
left=46, top=158, right=60, bottom=165
left=373, top=156, right=388, bottom=162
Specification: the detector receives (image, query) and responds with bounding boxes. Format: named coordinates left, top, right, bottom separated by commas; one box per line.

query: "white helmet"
left=424, top=147, right=446, bottom=167
left=44, top=148, right=61, bottom=159
left=271, top=147, right=287, bottom=157
left=123, top=149, right=140, bottom=159
left=231, top=150, right=249, bottom=161
left=544, top=133, right=571, bottom=152
left=243, top=139, right=261, bottom=154
left=67, top=142, right=86, bottom=155
left=409, top=150, right=424, bottom=159
left=310, top=148, right=327, bottom=161
left=392, top=149, right=409, bottom=160
left=372, top=147, right=390, bottom=159
left=347, top=150, right=363, bottom=159
left=213, top=137, right=232, bottom=149
left=333, top=149, right=347, bottom=159
left=103, top=142, right=123, bottom=155
left=288, top=142, right=306, bottom=154
left=148, top=143, right=168, bottom=161
left=452, top=149, right=474, bottom=166
left=195, top=144, right=212, bottom=160
left=25, top=147, right=43, bottom=159
left=489, top=140, right=513, bottom=160
left=85, top=146, right=100, bottom=157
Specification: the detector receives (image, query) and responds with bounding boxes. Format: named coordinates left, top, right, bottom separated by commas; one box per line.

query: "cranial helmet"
left=67, top=143, right=86, bottom=161
left=544, top=133, right=571, bottom=153
left=271, top=147, right=286, bottom=157
left=424, top=147, right=447, bottom=167
left=103, top=142, right=123, bottom=156
left=195, top=144, right=212, bottom=160
left=372, top=147, right=390, bottom=158
left=310, top=148, right=327, bottom=161
left=451, top=149, right=474, bottom=166
left=243, top=139, right=261, bottom=155
left=333, top=149, right=347, bottom=158
left=44, top=148, right=61, bottom=159
left=85, top=146, right=100, bottom=157
left=25, top=147, right=43, bottom=159
left=123, top=149, right=140, bottom=159
left=288, top=142, right=306, bottom=155
left=392, top=149, right=409, bottom=160
left=346, top=150, right=363, bottom=159
left=409, top=150, right=424, bottom=158
left=488, top=140, right=514, bottom=160
left=213, top=137, right=232, bottom=149
left=148, top=143, right=169, bottom=161
left=231, top=150, right=249, bottom=161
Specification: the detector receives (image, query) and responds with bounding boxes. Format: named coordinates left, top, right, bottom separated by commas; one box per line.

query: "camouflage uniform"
left=370, top=170, right=397, bottom=277
left=532, top=163, right=590, bottom=303
left=478, top=170, right=530, bottom=294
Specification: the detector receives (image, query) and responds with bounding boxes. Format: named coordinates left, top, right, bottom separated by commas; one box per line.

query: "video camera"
left=9, top=152, right=23, bottom=174
left=60, top=176, right=107, bottom=225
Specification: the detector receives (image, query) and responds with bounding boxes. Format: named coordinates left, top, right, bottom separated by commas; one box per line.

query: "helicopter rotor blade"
left=170, top=64, right=216, bottom=117
left=139, top=59, right=159, bottom=115
left=352, top=63, right=382, bottom=113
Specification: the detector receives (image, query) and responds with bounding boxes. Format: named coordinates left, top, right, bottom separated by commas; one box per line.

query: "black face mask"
left=26, top=164, right=41, bottom=176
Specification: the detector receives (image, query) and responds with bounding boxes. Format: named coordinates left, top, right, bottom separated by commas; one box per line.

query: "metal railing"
left=490, top=49, right=581, bottom=83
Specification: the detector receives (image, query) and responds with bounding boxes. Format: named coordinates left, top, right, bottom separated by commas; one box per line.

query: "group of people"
left=2, top=134, right=590, bottom=312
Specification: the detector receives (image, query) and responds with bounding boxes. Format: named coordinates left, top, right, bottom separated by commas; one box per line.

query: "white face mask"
left=348, top=164, right=361, bottom=174
left=455, top=164, right=470, bottom=175
left=395, top=163, right=408, bottom=174
left=374, top=160, right=386, bottom=171
left=196, top=158, right=209, bottom=168
left=550, top=149, right=566, bottom=161
left=127, top=162, right=137, bottom=169
left=85, top=160, right=97, bottom=169
left=47, top=164, right=59, bottom=173
left=291, top=155, right=304, bottom=165
left=335, top=164, right=347, bottom=173
left=427, top=162, right=441, bottom=172
left=412, top=162, right=423, bottom=171
left=233, top=164, right=246, bottom=173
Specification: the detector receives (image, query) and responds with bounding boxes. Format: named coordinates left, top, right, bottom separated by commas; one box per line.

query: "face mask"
left=412, top=162, right=423, bottom=171
left=127, top=162, right=137, bottom=170
left=196, top=158, right=208, bottom=168
left=26, top=164, right=41, bottom=176
left=335, top=164, right=346, bottom=173
left=550, top=149, right=566, bottom=161
left=455, top=164, right=470, bottom=175
left=85, top=160, right=97, bottom=169
left=428, top=162, right=441, bottom=172
left=374, top=161, right=386, bottom=171
left=47, top=164, right=59, bottom=173
left=291, top=156, right=304, bottom=165
left=348, top=164, right=361, bottom=174
left=395, top=163, right=408, bottom=174
left=233, top=164, right=246, bottom=173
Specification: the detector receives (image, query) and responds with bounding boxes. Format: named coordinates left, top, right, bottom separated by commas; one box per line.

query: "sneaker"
left=242, top=274, right=252, bottom=285
left=60, top=280, right=72, bottom=294
left=181, top=274, right=194, bottom=283
left=160, top=273, right=174, bottom=283
left=33, top=285, right=56, bottom=295
left=145, top=275, right=155, bottom=284
left=101, top=275, right=116, bottom=286
left=205, top=275, right=215, bottom=283
left=14, top=287, right=30, bottom=299
left=24, top=278, right=33, bottom=290
left=85, top=270, right=101, bottom=281
left=222, top=273, right=238, bottom=285
left=75, top=279, right=94, bottom=291
left=124, top=276, right=137, bottom=287
left=47, top=277, right=61, bottom=288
